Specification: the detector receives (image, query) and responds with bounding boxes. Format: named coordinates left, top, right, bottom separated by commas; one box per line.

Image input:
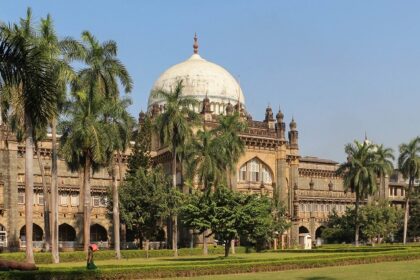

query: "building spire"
left=193, top=33, right=198, bottom=54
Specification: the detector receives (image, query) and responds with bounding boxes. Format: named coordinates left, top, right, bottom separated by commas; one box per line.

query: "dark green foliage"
left=337, top=140, right=394, bottom=245
left=118, top=166, right=173, bottom=243
left=182, top=186, right=284, bottom=256
left=322, top=208, right=357, bottom=244
left=128, top=116, right=152, bottom=174
left=322, top=203, right=403, bottom=244
left=118, top=115, right=183, bottom=244
left=271, top=187, right=291, bottom=242
left=361, top=202, right=403, bottom=242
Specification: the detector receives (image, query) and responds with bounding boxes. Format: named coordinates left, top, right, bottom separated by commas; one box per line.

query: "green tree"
left=360, top=202, right=402, bottom=244
left=271, top=187, right=291, bottom=249
left=322, top=203, right=402, bottom=245
left=118, top=118, right=183, bottom=255
left=214, top=113, right=246, bottom=188
left=62, top=30, right=132, bottom=253
left=398, top=137, right=420, bottom=244
left=321, top=208, right=356, bottom=244
left=69, top=31, right=132, bottom=100
left=185, top=128, right=229, bottom=254
left=153, top=80, right=198, bottom=256
left=182, top=186, right=276, bottom=257
left=0, top=9, right=57, bottom=263
left=60, top=91, right=109, bottom=252
left=38, top=13, right=78, bottom=263
left=337, top=140, right=387, bottom=246
left=374, top=144, right=394, bottom=200
left=128, top=114, right=152, bottom=173
left=118, top=167, right=172, bottom=254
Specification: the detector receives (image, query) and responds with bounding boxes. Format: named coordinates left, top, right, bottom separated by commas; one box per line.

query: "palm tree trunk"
left=145, top=239, right=150, bottom=259
left=403, top=178, right=412, bottom=244
left=24, top=114, right=34, bottom=264
left=231, top=239, right=235, bottom=255
left=83, top=156, right=92, bottom=252
left=50, top=118, right=59, bottom=263
left=36, top=148, right=50, bottom=252
left=118, top=153, right=125, bottom=249
left=203, top=230, right=208, bottom=255
left=224, top=239, right=231, bottom=258
left=112, top=161, right=121, bottom=259
left=172, top=151, right=178, bottom=257
left=354, top=194, right=360, bottom=247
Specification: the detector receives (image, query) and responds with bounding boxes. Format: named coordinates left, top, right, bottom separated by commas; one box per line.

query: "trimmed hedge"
left=1, top=248, right=420, bottom=279
left=0, top=247, right=250, bottom=264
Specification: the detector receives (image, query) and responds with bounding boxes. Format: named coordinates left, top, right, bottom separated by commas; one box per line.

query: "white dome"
left=148, top=53, right=245, bottom=114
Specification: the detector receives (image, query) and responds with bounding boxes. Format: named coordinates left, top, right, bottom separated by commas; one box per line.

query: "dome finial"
left=193, top=33, right=199, bottom=54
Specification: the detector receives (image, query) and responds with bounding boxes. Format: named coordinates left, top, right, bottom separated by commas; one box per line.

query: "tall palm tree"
left=0, top=9, right=57, bottom=263
left=154, top=81, right=198, bottom=256
left=374, top=144, right=394, bottom=200
left=185, top=128, right=224, bottom=254
left=398, top=137, right=420, bottom=244
left=68, top=31, right=132, bottom=100
left=38, top=13, right=77, bottom=263
left=103, top=97, right=134, bottom=259
left=63, top=30, right=132, bottom=252
left=337, top=140, right=386, bottom=246
left=60, top=91, right=109, bottom=252
left=214, top=113, right=246, bottom=188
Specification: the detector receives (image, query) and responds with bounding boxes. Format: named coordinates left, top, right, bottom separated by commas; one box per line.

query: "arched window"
left=238, top=158, right=273, bottom=184
left=249, top=159, right=260, bottom=181
left=262, top=166, right=272, bottom=184
left=240, top=165, right=247, bottom=181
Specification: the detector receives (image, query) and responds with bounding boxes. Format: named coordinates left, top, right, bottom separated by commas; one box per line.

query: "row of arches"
left=298, top=225, right=325, bottom=239
left=19, top=223, right=108, bottom=242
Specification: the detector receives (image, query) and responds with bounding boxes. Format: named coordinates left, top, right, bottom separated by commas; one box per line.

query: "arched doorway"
left=298, top=226, right=311, bottom=249
left=299, top=226, right=309, bottom=234
left=90, top=224, right=108, bottom=242
left=59, top=223, right=76, bottom=241
left=20, top=224, right=43, bottom=241
left=315, top=226, right=325, bottom=246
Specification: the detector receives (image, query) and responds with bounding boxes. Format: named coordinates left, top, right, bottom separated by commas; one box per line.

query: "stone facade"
left=0, top=38, right=410, bottom=250
left=0, top=127, right=126, bottom=250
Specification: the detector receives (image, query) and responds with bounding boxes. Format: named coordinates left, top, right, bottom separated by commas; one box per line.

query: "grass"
left=180, top=259, right=420, bottom=280
left=1, top=245, right=420, bottom=279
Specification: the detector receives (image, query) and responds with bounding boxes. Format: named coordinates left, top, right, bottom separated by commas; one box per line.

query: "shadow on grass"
left=299, top=277, right=337, bottom=280
left=161, top=256, right=243, bottom=262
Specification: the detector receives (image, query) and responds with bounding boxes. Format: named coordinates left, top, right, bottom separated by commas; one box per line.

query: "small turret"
left=201, top=94, right=212, bottom=121
left=276, top=108, right=285, bottom=139
left=264, top=105, right=275, bottom=129
left=201, top=95, right=211, bottom=114
left=138, top=110, right=146, bottom=124
left=225, top=102, right=233, bottom=115
left=288, top=117, right=298, bottom=148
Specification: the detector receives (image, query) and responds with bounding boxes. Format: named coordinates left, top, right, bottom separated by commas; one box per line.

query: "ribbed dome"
left=148, top=52, right=245, bottom=113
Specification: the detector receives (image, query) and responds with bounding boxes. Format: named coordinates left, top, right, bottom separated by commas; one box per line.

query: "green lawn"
left=1, top=246, right=420, bottom=279
left=180, top=259, right=420, bottom=280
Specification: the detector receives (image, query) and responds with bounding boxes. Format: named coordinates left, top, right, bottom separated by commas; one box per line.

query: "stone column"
left=276, top=159, right=288, bottom=208
left=1, top=140, right=19, bottom=251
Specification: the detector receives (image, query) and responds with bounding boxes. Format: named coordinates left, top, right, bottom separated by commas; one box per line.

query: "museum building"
left=0, top=36, right=407, bottom=250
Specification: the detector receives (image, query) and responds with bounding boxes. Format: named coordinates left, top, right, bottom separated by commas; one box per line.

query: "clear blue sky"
left=2, top=0, right=420, bottom=162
